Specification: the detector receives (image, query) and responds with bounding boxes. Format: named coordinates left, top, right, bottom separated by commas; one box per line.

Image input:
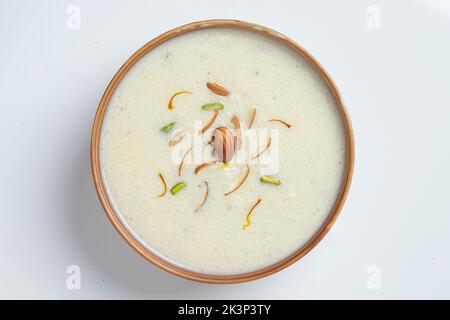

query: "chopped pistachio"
left=260, top=176, right=281, bottom=185
left=160, top=122, right=176, bottom=133
left=170, top=182, right=186, bottom=195
left=201, top=102, right=224, bottom=111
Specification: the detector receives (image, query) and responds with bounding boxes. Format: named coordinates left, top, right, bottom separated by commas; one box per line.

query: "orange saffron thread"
left=243, top=199, right=262, bottom=230
left=157, top=173, right=167, bottom=197
left=167, top=91, right=192, bottom=110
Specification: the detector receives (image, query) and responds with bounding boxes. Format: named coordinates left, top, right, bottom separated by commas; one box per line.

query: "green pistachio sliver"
left=160, top=122, right=176, bottom=133
left=170, top=182, right=186, bottom=195
left=260, top=176, right=281, bottom=185
left=201, top=102, right=224, bottom=111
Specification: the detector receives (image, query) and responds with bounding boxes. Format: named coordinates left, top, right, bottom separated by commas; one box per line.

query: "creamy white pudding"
left=100, top=27, right=348, bottom=275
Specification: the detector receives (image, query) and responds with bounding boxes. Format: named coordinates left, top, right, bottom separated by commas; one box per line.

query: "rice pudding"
left=98, top=25, right=350, bottom=275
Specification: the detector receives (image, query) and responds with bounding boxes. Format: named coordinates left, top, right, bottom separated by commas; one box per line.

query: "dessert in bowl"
left=91, top=20, right=354, bottom=283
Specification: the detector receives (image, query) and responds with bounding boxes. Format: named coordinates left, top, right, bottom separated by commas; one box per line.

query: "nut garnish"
left=251, top=136, right=272, bottom=160
left=260, top=175, right=281, bottom=185
left=194, top=181, right=209, bottom=213
left=160, top=122, right=176, bottom=133
left=268, top=118, right=291, bottom=128
left=201, top=102, right=224, bottom=111
left=211, top=126, right=235, bottom=163
left=247, top=106, right=257, bottom=129
left=194, top=161, right=219, bottom=175
left=178, top=146, right=192, bottom=176
left=224, top=165, right=250, bottom=196
left=206, top=82, right=230, bottom=96
left=170, top=181, right=186, bottom=195
left=199, top=110, right=219, bottom=134
left=230, top=115, right=242, bottom=151
left=168, top=129, right=188, bottom=147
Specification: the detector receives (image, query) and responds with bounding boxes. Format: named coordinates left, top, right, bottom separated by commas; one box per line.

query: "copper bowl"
left=90, top=19, right=355, bottom=284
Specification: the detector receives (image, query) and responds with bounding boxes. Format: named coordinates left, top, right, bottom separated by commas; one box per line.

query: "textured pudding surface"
left=100, top=27, right=347, bottom=275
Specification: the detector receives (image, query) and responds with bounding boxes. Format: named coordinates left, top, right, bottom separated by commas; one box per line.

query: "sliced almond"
left=224, top=165, right=250, bottom=196
left=199, top=110, right=219, bottom=134
left=268, top=118, right=291, bottom=128
left=247, top=106, right=256, bottom=129
left=194, top=161, right=219, bottom=175
left=178, top=146, right=192, bottom=176
left=230, top=115, right=242, bottom=151
left=194, top=181, right=209, bottom=213
left=230, top=115, right=240, bottom=130
left=206, top=82, right=230, bottom=96
left=168, top=129, right=188, bottom=147
left=252, top=136, right=272, bottom=160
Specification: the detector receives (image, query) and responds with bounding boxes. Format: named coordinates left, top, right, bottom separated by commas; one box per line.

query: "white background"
left=1, top=0, right=449, bottom=299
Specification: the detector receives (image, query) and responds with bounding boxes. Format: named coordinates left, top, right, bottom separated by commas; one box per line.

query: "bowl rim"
left=90, top=19, right=355, bottom=284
